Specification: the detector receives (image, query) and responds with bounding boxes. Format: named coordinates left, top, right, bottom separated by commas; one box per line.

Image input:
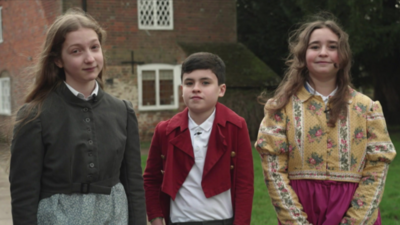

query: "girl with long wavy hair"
left=9, top=8, right=146, bottom=225
left=256, top=15, right=396, bottom=225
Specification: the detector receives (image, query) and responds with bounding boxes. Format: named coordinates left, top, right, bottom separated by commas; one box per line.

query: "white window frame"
left=0, top=77, right=11, bottom=115
left=0, top=7, right=3, bottom=43
left=137, top=0, right=174, bottom=30
left=138, top=64, right=181, bottom=111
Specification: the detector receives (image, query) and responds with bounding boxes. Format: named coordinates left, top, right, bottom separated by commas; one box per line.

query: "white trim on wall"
left=0, top=77, right=11, bottom=115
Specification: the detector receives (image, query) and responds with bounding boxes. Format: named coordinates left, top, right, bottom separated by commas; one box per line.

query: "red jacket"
left=144, top=103, right=254, bottom=224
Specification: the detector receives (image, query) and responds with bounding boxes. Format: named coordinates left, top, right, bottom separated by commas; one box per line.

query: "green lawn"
left=380, top=134, right=400, bottom=225
left=140, top=134, right=400, bottom=224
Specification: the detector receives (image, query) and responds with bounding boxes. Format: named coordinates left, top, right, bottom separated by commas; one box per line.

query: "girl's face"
left=306, top=28, right=339, bottom=81
left=55, top=27, right=103, bottom=86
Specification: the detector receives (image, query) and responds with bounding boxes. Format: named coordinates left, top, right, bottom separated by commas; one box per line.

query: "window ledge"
left=138, top=105, right=178, bottom=111
left=0, top=112, right=12, bottom=116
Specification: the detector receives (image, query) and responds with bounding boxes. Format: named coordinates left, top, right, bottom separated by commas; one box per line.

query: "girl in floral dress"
left=255, top=15, right=396, bottom=225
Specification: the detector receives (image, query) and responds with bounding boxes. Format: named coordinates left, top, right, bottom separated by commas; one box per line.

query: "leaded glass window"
left=138, top=0, right=174, bottom=30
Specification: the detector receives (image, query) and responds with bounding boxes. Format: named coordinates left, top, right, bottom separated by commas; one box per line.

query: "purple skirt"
left=278, top=180, right=381, bottom=225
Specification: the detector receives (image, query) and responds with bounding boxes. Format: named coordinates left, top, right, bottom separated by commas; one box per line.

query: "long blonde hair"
left=263, top=16, right=352, bottom=127
left=18, top=8, right=106, bottom=124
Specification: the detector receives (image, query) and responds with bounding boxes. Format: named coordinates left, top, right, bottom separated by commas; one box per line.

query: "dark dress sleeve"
left=9, top=106, right=44, bottom=225
left=120, top=100, right=147, bottom=224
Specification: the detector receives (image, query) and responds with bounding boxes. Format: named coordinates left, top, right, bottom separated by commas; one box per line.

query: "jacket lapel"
left=166, top=108, right=194, bottom=159
left=202, top=112, right=228, bottom=178
left=169, top=129, right=194, bottom=159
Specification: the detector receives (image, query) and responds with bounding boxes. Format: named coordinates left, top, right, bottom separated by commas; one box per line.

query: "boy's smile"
left=182, top=69, right=226, bottom=124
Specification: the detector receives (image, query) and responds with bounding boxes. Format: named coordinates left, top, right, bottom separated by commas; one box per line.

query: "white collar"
left=306, top=82, right=337, bottom=103
left=188, top=108, right=216, bottom=133
left=64, top=81, right=99, bottom=101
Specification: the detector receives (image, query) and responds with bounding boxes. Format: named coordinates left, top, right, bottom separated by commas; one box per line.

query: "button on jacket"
left=9, top=82, right=146, bottom=225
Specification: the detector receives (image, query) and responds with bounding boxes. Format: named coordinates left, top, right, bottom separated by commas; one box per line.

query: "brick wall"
left=86, top=0, right=236, bottom=141
left=0, top=0, right=62, bottom=139
left=63, top=0, right=238, bottom=65
left=0, top=0, right=237, bottom=141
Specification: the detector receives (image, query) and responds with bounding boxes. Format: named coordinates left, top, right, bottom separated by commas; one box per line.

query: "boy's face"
left=182, top=69, right=226, bottom=117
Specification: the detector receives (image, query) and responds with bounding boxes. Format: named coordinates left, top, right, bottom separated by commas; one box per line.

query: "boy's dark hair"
left=181, top=52, right=226, bottom=85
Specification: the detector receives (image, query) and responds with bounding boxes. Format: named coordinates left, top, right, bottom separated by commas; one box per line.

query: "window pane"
left=137, top=0, right=173, bottom=30
left=159, top=70, right=173, bottom=105
left=138, top=0, right=154, bottom=26
left=142, top=71, right=156, bottom=106
left=4, top=79, right=9, bottom=111
left=2, top=80, right=5, bottom=110
left=156, top=0, right=171, bottom=26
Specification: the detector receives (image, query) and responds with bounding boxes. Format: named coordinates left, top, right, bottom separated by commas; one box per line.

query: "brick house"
left=0, top=0, right=278, bottom=141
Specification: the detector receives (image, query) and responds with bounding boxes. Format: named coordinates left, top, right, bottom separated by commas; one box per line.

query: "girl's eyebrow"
left=309, top=40, right=338, bottom=45
left=66, top=39, right=100, bottom=48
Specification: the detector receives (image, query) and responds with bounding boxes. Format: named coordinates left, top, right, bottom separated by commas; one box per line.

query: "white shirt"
left=170, top=108, right=233, bottom=223
left=306, top=82, right=337, bottom=105
left=64, top=81, right=98, bottom=101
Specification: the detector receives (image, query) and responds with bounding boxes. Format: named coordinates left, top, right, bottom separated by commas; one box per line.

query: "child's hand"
left=151, top=218, right=164, bottom=225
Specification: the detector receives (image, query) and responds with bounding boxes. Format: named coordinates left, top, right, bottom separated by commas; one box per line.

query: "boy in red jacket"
left=144, top=52, right=254, bottom=225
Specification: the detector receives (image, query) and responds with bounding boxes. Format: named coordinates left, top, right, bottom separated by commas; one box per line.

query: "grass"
left=249, top=148, right=278, bottom=224
left=140, top=133, right=400, bottom=224
left=380, top=134, right=400, bottom=224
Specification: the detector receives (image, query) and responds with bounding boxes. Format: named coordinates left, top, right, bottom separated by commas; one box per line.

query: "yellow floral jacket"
left=255, top=86, right=396, bottom=225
